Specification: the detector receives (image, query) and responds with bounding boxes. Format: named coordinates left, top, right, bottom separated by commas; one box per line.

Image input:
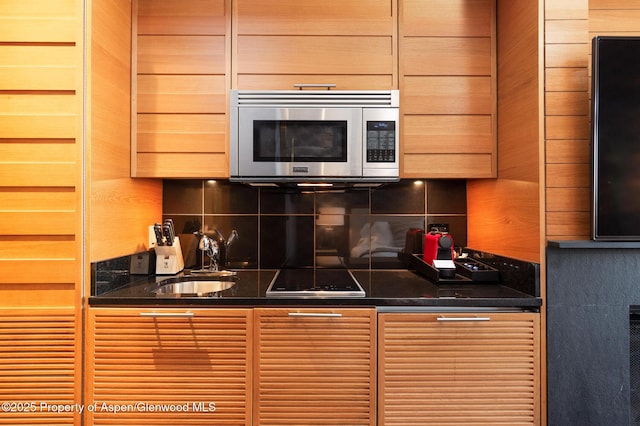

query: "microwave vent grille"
left=233, top=90, right=399, bottom=108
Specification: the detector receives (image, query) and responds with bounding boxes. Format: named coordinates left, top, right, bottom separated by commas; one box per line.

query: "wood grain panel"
left=403, top=153, right=494, bottom=178
left=137, top=75, right=226, bottom=113
left=137, top=114, right=226, bottom=152
left=237, top=36, right=392, bottom=75
left=0, top=140, right=76, bottom=163
left=136, top=153, right=228, bottom=178
left=254, top=308, right=375, bottom=426
left=546, top=19, right=588, bottom=44
left=0, top=163, right=76, bottom=187
left=545, top=91, right=589, bottom=116
left=402, top=37, right=491, bottom=76
left=137, top=35, right=225, bottom=74
left=0, top=18, right=76, bottom=43
left=545, top=67, right=589, bottom=92
left=403, top=76, right=492, bottom=115
left=545, top=43, right=589, bottom=68
left=138, top=0, right=225, bottom=35
left=0, top=260, right=76, bottom=284
left=590, top=10, right=640, bottom=32
left=401, top=0, right=492, bottom=37
left=546, top=163, right=590, bottom=188
left=0, top=46, right=76, bottom=90
left=546, top=139, right=590, bottom=164
left=0, top=308, right=77, bottom=425
left=545, top=0, right=588, bottom=19
left=237, top=74, right=394, bottom=90
left=87, top=308, right=251, bottom=426
left=467, top=179, right=540, bottom=262
left=0, top=0, right=76, bottom=16
left=546, top=187, right=590, bottom=212
left=236, top=0, right=393, bottom=35
left=545, top=115, right=590, bottom=140
left=403, top=115, right=493, bottom=153
left=546, top=211, right=591, bottom=239
left=378, top=313, right=540, bottom=426
left=0, top=211, right=75, bottom=235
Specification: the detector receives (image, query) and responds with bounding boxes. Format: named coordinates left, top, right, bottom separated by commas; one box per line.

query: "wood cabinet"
left=233, top=0, right=396, bottom=90
left=0, top=308, right=79, bottom=425
left=378, top=312, right=540, bottom=425
left=131, top=0, right=230, bottom=178
left=85, top=308, right=252, bottom=425
left=399, top=0, right=497, bottom=178
left=253, top=308, right=376, bottom=426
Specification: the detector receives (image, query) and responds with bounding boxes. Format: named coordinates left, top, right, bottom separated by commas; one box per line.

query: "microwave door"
left=237, top=108, right=362, bottom=179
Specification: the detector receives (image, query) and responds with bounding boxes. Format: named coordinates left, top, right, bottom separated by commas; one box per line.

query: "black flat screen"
left=592, top=36, right=640, bottom=240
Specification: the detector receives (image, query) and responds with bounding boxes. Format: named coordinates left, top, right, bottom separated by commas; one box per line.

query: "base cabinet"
left=378, top=312, right=540, bottom=426
left=86, top=308, right=252, bottom=425
left=253, top=308, right=376, bottom=426
left=0, top=308, right=78, bottom=426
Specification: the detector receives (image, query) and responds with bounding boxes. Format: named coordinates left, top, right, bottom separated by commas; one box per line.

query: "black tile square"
left=371, top=180, right=425, bottom=214
left=204, top=180, right=258, bottom=214
left=259, top=216, right=314, bottom=268
left=426, top=180, right=467, bottom=214
left=203, top=215, right=258, bottom=269
left=163, top=180, right=203, bottom=214
left=259, top=187, right=315, bottom=215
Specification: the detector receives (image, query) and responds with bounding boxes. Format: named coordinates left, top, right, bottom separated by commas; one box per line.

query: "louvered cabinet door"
left=86, top=308, right=252, bottom=426
left=254, top=308, right=376, bottom=426
left=378, top=312, right=540, bottom=426
left=0, top=308, right=78, bottom=426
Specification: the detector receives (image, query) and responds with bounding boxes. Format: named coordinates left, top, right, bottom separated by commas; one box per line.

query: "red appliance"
left=423, top=231, right=455, bottom=265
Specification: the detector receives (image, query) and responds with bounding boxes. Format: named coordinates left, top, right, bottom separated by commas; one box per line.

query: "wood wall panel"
left=466, top=0, right=540, bottom=262
left=543, top=0, right=589, bottom=241
left=401, top=0, right=492, bottom=36
left=0, top=0, right=83, bottom=314
left=90, top=0, right=162, bottom=261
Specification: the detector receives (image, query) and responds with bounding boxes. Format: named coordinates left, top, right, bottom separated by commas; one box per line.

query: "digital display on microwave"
left=366, top=121, right=396, bottom=162
left=253, top=120, right=348, bottom=162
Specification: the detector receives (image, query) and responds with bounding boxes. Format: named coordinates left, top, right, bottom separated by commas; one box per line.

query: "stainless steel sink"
left=153, top=277, right=237, bottom=297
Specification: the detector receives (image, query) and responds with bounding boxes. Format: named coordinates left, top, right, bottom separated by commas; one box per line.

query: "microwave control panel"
left=366, top=121, right=396, bottom=162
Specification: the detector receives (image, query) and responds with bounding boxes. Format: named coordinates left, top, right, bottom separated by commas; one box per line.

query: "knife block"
left=154, top=237, right=185, bottom=275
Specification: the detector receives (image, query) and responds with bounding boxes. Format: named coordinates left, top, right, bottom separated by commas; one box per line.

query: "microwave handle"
left=293, top=83, right=336, bottom=90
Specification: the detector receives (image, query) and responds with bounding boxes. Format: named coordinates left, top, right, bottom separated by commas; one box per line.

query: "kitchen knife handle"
left=153, top=223, right=164, bottom=246
left=288, top=312, right=342, bottom=318
left=436, top=316, right=491, bottom=322
left=140, top=311, right=194, bottom=318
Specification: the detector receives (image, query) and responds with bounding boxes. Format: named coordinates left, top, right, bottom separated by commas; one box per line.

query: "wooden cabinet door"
left=234, top=0, right=396, bottom=90
left=0, top=308, right=79, bottom=426
left=254, top=308, right=376, bottom=426
left=132, top=0, right=230, bottom=178
left=378, top=312, right=540, bottom=426
left=86, top=308, right=252, bottom=425
left=399, top=0, right=497, bottom=178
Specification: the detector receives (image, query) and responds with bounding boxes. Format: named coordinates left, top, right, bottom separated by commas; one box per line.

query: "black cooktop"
left=266, top=268, right=365, bottom=298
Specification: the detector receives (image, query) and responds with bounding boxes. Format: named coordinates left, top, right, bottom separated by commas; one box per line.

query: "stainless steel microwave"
left=229, top=89, right=400, bottom=184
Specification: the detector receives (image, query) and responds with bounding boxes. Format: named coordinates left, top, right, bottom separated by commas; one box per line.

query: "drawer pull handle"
left=140, top=311, right=194, bottom=318
left=288, top=312, right=342, bottom=318
left=437, top=316, right=490, bottom=322
left=293, top=83, right=336, bottom=90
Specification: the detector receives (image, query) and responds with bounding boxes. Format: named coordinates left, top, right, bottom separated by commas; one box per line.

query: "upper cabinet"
left=131, top=0, right=230, bottom=178
left=233, top=0, right=397, bottom=90
left=131, top=0, right=497, bottom=179
left=399, top=0, right=497, bottom=178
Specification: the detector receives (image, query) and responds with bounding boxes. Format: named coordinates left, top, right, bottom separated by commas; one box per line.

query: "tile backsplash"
left=162, top=179, right=467, bottom=269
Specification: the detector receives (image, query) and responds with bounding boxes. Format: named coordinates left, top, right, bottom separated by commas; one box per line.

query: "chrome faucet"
left=196, top=229, right=239, bottom=271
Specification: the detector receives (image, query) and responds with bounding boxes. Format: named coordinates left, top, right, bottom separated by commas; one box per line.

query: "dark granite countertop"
left=89, top=268, right=541, bottom=309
